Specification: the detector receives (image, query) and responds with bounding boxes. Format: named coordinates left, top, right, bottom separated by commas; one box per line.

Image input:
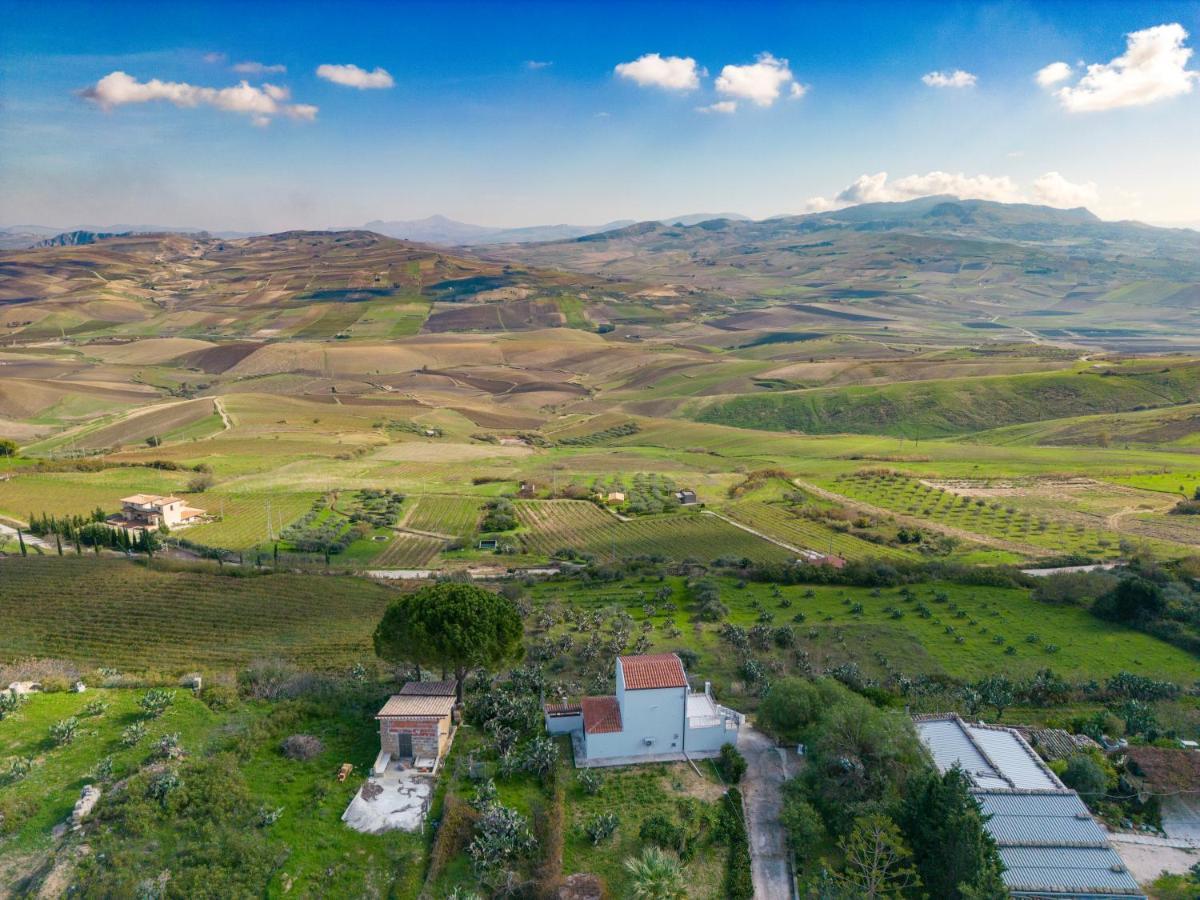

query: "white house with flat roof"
left=915, top=714, right=1145, bottom=900
left=544, top=653, right=741, bottom=767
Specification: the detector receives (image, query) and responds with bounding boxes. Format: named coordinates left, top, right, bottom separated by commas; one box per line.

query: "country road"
left=738, top=726, right=794, bottom=900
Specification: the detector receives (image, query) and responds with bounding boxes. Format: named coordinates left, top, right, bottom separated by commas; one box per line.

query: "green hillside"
left=694, top=363, right=1200, bottom=437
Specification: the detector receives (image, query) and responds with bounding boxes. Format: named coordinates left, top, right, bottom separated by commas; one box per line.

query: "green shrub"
left=716, top=743, right=747, bottom=784
left=49, top=716, right=79, bottom=745
left=584, top=811, right=619, bottom=845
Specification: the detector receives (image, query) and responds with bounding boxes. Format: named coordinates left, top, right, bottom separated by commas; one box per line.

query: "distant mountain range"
left=355, top=212, right=750, bottom=245
left=0, top=224, right=256, bottom=250
left=1, top=212, right=755, bottom=251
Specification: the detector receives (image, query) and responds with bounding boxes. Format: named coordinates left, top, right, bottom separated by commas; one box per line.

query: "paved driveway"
left=738, top=725, right=794, bottom=900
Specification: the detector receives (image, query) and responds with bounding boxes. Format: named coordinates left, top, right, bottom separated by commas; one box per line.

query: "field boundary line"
left=213, top=397, right=232, bottom=431
left=394, top=525, right=454, bottom=540
left=791, top=477, right=1053, bottom=558
left=702, top=509, right=806, bottom=556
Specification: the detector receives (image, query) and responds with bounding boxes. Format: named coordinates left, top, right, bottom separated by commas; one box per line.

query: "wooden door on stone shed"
left=395, top=732, right=413, bottom=758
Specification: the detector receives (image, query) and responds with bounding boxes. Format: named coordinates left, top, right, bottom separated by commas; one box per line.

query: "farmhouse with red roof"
left=544, top=652, right=742, bottom=767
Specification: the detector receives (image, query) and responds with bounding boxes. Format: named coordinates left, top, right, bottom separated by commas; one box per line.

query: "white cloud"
left=81, top=71, right=317, bottom=124
left=202, top=52, right=226, bottom=65
left=806, top=170, right=1111, bottom=215
left=525, top=60, right=552, bottom=70
left=1035, top=61, right=1073, bottom=88
left=1031, top=171, right=1099, bottom=208
left=614, top=53, right=700, bottom=91
left=233, top=61, right=287, bottom=76
left=315, top=63, right=395, bottom=89
left=715, top=53, right=802, bottom=107
left=922, top=69, right=977, bottom=88
left=1053, top=23, right=1197, bottom=112
left=843, top=171, right=1021, bottom=204
left=696, top=100, right=737, bottom=114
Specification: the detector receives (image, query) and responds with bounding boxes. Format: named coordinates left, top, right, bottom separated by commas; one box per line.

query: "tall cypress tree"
left=897, top=766, right=1007, bottom=899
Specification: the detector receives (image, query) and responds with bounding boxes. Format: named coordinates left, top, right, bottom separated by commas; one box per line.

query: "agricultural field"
left=820, top=470, right=1192, bottom=559
left=515, top=500, right=793, bottom=564
left=0, top=558, right=397, bottom=671
left=0, top=468, right=192, bottom=524
left=404, top=493, right=482, bottom=537
left=527, top=575, right=1200, bottom=689
left=181, top=490, right=321, bottom=550
left=722, top=500, right=918, bottom=562
left=369, top=531, right=445, bottom=566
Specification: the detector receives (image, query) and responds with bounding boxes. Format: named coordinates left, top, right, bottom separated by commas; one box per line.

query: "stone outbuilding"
left=374, top=680, right=458, bottom=774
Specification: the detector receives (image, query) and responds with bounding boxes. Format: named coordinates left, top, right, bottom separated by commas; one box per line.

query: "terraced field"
left=723, top=500, right=917, bottom=561
left=369, top=531, right=445, bottom=567
left=404, top=494, right=481, bottom=537
left=0, top=558, right=396, bottom=671
left=515, top=499, right=791, bottom=564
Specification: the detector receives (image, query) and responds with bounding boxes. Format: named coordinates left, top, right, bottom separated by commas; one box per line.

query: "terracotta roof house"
left=113, top=494, right=205, bottom=530
left=915, top=715, right=1143, bottom=899
left=544, top=653, right=741, bottom=768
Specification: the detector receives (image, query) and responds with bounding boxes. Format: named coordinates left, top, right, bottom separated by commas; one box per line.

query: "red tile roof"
left=581, top=695, right=623, bottom=734
left=544, top=703, right=582, bottom=715
left=619, top=653, right=687, bottom=690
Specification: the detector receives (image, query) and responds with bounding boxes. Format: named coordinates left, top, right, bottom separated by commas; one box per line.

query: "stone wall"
left=379, top=715, right=447, bottom=758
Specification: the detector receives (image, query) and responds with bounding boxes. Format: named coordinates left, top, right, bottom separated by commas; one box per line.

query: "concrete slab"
left=341, top=766, right=432, bottom=834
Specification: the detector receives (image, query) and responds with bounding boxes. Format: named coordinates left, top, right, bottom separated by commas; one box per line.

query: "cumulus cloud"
left=836, top=171, right=1021, bottom=205
left=315, top=63, right=395, bottom=89
left=806, top=170, right=1109, bottom=214
left=715, top=53, right=803, bottom=107
left=696, top=100, right=737, bottom=114
left=233, top=60, right=287, bottom=76
left=81, top=71, right=317, bottom=124
left=1031, top=171, right=1099, bottom=208
left=1051, top=23, right=1197, bottom=111
left=922, top=69, right=977, bottom=88
left=614, top=53, right=701, bottom=90
left=1035, top=61, right=1073, bottom=88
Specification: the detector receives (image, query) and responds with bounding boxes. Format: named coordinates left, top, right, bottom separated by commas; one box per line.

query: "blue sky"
left=2, top=0, right=1198, bottom=230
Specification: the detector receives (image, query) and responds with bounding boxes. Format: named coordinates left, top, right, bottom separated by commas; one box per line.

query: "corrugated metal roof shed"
left=916, top=716, right=1145, bottom=899
left=914, top=715, right=1063, bottom=790
left=976, top=791, right=1110, bottom=847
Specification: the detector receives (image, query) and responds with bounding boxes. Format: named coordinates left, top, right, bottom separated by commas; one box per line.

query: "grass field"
left=695, top=363, right=1200, bottom=437
left=0, top=468, right=191, bottom=524
left=723, top=499, right=917, bottom=561
left=181, top=491, right=321, bottom=550
left=515, top=500, right=793, bottom=564
left=404, top=494, right=482, bottom=537
left=0, top=558, right=396, bottom=672
left=0, top=686, right=424, bottom=896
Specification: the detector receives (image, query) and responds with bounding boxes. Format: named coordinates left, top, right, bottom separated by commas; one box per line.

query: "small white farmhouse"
left=544, top=652, right=741, bottom=767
